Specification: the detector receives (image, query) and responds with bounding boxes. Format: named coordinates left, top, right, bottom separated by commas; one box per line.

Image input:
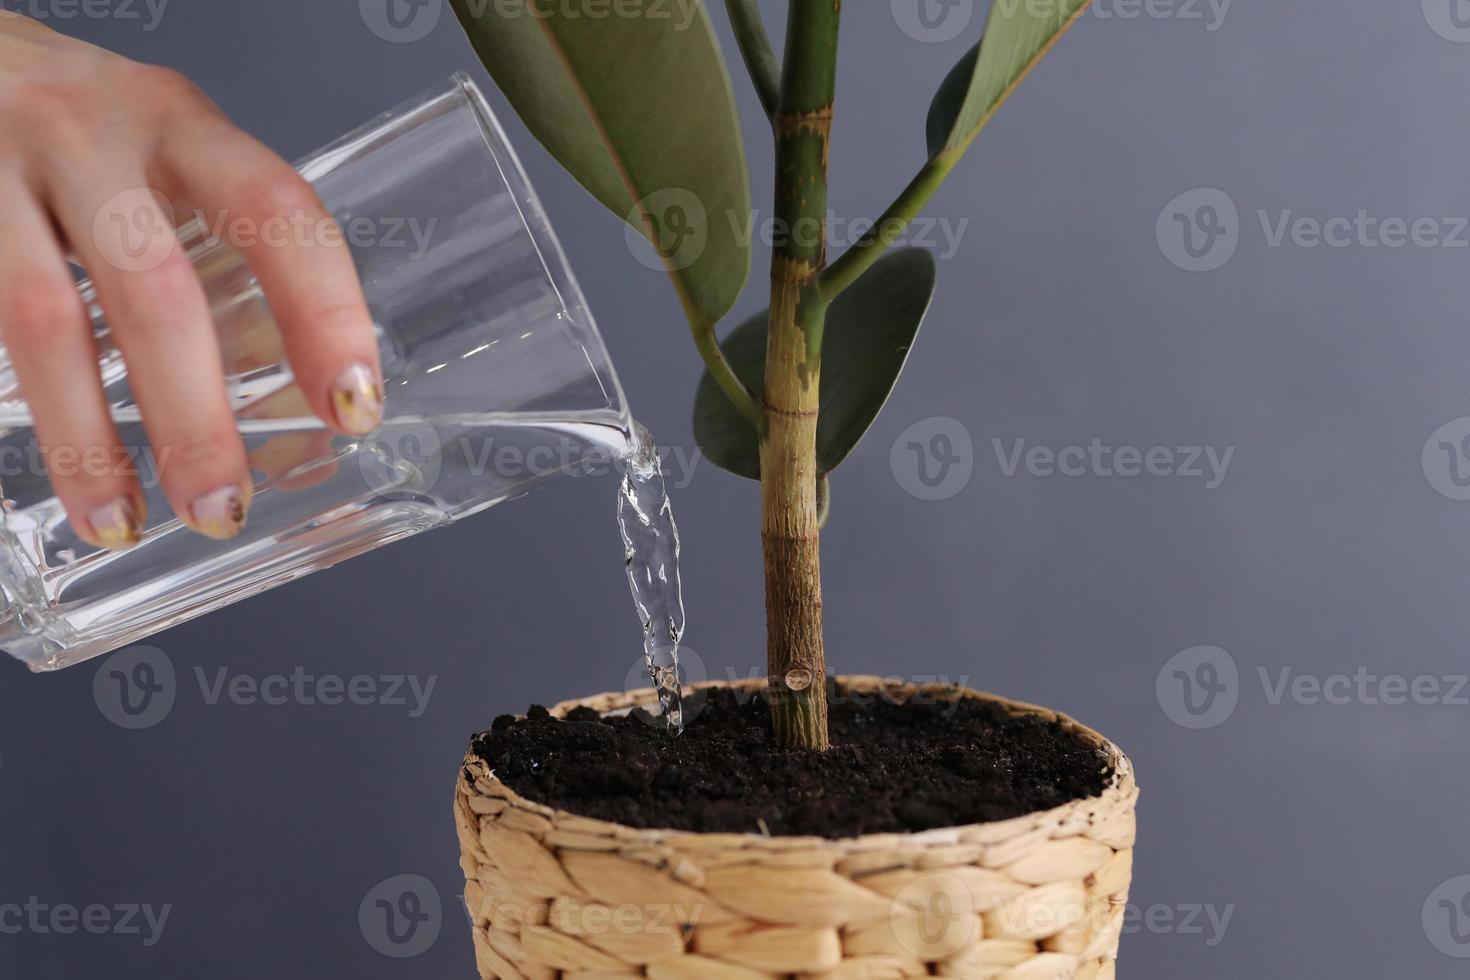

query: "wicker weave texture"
left=455, top=676, right=1138, bottom=979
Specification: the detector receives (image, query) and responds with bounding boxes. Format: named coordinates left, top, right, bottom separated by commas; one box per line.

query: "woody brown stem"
left=762, top=0, right=841, bottom=750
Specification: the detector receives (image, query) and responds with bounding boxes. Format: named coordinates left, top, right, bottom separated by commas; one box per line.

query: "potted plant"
left=449, top=1, right=1138, bottom=977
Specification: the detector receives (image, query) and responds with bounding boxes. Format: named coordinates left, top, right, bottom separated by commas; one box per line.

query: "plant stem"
left=762, top=0, right=841, bottom=751
left=819, top=151, right=957, bottom=301
left=688, top=307, right=763, bottom=428
left=724, top=0, right=780, bottom=120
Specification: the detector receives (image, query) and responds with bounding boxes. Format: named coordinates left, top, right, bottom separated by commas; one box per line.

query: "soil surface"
left=470, top=683, right=1112, bottom=838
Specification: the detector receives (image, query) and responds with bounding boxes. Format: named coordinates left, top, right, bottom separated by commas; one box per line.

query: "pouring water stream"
left=616, top=422, right=687, bottom=735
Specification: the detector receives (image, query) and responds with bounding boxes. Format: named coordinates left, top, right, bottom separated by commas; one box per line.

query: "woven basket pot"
left=455, top=675, right=1138, bottom=980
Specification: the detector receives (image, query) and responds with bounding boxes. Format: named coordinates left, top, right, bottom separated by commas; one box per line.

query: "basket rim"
left=462, top=674, right=1137, bottom=849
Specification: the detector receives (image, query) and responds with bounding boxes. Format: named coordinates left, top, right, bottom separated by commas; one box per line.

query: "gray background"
left=2, top=0, right=1469, bottom=976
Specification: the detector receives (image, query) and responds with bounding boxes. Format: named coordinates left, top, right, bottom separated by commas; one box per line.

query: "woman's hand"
left=0, top=12, right=382, bottom=547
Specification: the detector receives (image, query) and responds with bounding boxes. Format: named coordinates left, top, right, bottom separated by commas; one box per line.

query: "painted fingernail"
left=189, top=484, right=250, bottom=541
left=88, top=496, right=143, bottom=551
left=330, top=363, right=385, bottom=435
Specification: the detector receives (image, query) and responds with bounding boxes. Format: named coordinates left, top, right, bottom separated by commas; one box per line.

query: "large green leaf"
left=693, top=249, right=938, bottom=480
left=928, top=0, right=1091, bottom=158
left=449, top=0, right=751, bottom=324
left=926, top=42, right=979, bottom=159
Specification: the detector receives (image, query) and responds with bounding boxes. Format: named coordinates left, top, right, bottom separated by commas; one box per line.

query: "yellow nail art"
left=331, top=363, right=386, bottom=435
left=189, top=485, right=251, bottom=541
left=88, top=496, right=143, bottom=551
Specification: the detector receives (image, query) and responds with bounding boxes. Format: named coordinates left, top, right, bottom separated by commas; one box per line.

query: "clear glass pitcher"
left=0, top=74, right=632, bottom=671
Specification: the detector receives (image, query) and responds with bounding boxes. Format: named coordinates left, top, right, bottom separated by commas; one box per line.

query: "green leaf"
left=693, top=249, right=938, bottom=480
left=449, top=0, right=751, bottom=324
left=926, top=42, right=979, bottom=159
left=928, top=0, right=1090, bottom=158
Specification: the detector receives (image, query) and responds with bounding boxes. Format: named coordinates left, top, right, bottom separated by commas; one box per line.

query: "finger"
left=0, top=179, right=145, bottom=549
left=50, top=175, right=253, bottom=541
left=162, top=124, right=384, bottom=436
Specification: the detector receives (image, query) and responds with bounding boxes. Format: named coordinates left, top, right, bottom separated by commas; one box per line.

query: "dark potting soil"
left=469, top=684, right=1112, bottom=838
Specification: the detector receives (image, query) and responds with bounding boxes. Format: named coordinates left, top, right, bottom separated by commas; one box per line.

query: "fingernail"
left=189, top=484, right=250, bottom=541
left=330, top=363, right=385, bottom=435
left=88, top=496, right=143, bottom=551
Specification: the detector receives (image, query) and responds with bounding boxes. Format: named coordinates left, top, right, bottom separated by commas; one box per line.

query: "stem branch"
left=687, top=307, right=763, bottom=428
left=724, top=0, right=780, bottom=120
left=819, top=150, right=959, bottom=301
